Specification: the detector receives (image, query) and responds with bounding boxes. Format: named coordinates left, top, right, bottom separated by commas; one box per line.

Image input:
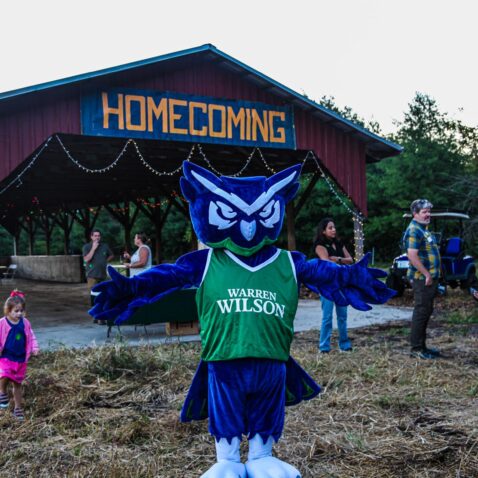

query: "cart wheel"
left=460, top=268, right=477, bottom=290
left=386, top=273, right=405, bottom=297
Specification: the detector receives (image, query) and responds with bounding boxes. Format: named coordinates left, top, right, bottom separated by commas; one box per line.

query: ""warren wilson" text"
left=216, top=288, right=285, bottom=318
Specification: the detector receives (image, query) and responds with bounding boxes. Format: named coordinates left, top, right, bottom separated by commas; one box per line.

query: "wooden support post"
left=353, top=215, right=364, bottom=260
left=104, top=202, right=139, bottom=253
left=135, top=197, right=173, bottom=264
left=73, top=207, right=102, bottom=243
left=286, top=202, right=296, bottom=251
left=54, top=210, right=76, bottom=254
left=25, top=217, right=37, bottom=255
left=8, top=220, right=21, bottom=257
left=39, top=213, right=55, bottom=255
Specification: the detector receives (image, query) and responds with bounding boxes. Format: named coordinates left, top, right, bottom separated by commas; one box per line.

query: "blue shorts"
left=207, top=358, right=286, bottom=443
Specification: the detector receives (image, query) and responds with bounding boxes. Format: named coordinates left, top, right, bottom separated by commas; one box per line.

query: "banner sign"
left=81, top=89, right=296, bottom=149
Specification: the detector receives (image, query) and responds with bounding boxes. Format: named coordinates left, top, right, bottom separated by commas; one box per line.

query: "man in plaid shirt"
left=403, top=199, right=441, bottom=359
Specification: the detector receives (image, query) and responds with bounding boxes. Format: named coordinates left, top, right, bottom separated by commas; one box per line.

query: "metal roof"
left=0, top=44, right=402, bottom=157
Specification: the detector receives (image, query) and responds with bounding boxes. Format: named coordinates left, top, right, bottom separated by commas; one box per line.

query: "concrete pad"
left=34, top=300, right=413, bottom=350
left=293, top=299, right=413, bottom=333
left=0, top=278, right=412, bottom=350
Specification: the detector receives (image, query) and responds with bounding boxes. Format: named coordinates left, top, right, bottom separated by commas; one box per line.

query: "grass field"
left=0, top=291, right=477, bottom=477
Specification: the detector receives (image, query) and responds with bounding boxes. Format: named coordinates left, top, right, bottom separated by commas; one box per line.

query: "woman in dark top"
left=314, top=218, right=353, bottom=353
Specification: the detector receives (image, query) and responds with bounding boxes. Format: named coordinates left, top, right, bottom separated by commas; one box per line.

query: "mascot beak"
left=240, top=220, right=257, bottom=241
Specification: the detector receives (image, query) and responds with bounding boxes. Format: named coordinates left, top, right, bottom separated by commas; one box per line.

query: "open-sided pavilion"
left=0, top=44, right=401, bottom=273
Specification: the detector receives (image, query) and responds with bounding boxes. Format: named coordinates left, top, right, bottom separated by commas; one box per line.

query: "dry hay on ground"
left=0, top=304, right=477, bottom=477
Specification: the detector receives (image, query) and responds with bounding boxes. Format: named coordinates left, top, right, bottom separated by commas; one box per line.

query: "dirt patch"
left=0, top=311, right=476, bottom=477
left=0, top=278, right=91, bottom=327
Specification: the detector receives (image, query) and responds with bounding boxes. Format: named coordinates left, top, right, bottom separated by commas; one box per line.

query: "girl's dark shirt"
left=2, top=318, right=26, bottom=362
left=314, top=238, right=345, bottom=259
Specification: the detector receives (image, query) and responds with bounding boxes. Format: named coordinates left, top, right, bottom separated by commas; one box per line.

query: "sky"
left=1, top=0, right=477, bottom=135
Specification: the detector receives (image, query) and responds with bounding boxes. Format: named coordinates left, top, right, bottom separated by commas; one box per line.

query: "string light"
left=0, top=136, right=52, bottom=196
left=1, top=136, right=366, bottom=255
left=56, top=135, right=131, bottom=173
left=133, top=141, right=183, bottom=177
left=302, top=150, right=366, bottom=258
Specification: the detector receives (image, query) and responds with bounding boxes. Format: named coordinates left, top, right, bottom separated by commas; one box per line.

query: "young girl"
left=0, top=290, right=39, bottom=420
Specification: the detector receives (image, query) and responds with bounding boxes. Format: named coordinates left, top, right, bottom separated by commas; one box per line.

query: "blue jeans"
left=319, top=297, right=351, bottom=351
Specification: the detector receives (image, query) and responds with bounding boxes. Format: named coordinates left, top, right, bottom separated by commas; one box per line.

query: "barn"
left=0, top=44, right=401, bottom=280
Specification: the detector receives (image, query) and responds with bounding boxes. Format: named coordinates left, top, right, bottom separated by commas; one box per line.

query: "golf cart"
left=386, top=211, right=477, bottom=296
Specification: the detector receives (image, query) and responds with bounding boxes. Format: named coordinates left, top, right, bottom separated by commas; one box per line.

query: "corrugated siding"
left=294, top=109, right=367, bottom=213
left=0, top=58, right=368, bottom=213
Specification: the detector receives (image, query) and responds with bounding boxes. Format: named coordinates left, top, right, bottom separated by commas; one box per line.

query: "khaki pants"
left=410, top=278, right=438, bottom=351
left=87, top=277, right=104, bottom=290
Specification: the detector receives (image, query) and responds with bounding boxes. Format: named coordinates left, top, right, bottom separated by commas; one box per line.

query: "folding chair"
left=2, top=264, right=17, bottom=284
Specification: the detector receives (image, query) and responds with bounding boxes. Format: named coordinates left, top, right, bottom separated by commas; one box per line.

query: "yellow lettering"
left=245, top=108, right=251, bottom=141
left=169, top=99, right=188, bottom=134
left=125, top=95, right=146, bottom=131
left=189, top=102, right=207, bottom=136
left=147, top=97, right=168, bottom=133
left=269, top=111, right=286, bottom=143
left=252, top=109, right=269, bottom=142
left=209, top=104, right=226, bottom=138
left=227, top=107, right=245, bottom=140
left=102, top=93, right=124, bottom=130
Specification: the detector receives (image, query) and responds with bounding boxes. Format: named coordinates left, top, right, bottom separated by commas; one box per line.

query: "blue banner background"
left=81, top=89, right=296, bottom=149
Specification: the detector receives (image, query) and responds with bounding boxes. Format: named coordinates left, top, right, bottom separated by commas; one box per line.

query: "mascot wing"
left=89, top=250, right=209, bottom=324
left=293, top=252, right=395, bottom=311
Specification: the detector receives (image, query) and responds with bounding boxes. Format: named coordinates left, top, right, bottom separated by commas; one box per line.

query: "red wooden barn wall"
left=0, top=57, right=368, bottom=213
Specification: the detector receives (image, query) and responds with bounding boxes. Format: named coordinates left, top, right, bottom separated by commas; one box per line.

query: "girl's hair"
left=135, top=232, right=150, bottom=244
left=313, top=217, right=337, bottom=245
left=4, top=290, right=26, bottom=316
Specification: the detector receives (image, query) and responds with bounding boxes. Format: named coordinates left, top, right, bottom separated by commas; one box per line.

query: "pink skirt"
left=0, top=357, right=27, bottom=383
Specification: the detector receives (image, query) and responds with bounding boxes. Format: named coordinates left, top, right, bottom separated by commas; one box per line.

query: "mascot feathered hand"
left=90, top=162, right=394, bottom=478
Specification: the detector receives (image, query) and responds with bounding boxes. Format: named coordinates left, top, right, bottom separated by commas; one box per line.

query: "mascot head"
left=180, top=161, right=301, bottom=256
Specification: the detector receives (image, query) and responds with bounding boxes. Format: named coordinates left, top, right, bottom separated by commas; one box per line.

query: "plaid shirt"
left=403, top=219, right=441, bottom=280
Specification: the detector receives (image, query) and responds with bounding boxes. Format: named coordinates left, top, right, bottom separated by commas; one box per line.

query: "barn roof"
left=0, top=43, right=402, bottom=160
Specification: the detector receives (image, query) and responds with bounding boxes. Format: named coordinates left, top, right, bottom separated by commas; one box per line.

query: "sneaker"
left=425, top=347, right=441, bottom=357
left=13, top=407, right=24, bottom=420
left=319, top=350, right=330, bottom=354
left=0, top=393, right=9, bottom=409
left=340, top=347, right=353, bottom=353
left=410, top=350, right=438, bottom=360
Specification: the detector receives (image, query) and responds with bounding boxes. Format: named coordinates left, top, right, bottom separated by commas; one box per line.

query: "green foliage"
left=2, top=93, right=476, bottom=264
left=366, top=93, right=478, bottom=260
left=295, top=179, right=355, bottom=257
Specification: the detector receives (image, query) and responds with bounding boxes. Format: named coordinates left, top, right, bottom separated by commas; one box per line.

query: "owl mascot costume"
left=90, top=161, right=394, bottom=478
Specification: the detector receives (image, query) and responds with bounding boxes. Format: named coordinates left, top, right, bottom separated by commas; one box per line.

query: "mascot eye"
left=259, top=200, right=281, bottom=228
left=259, top=200, right=274, bottom=218
left=216, top=201, right=237, bottom=219
left=209, top=201, right=238, bottom=230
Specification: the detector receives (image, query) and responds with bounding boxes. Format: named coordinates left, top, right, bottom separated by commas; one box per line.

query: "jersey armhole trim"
left=200, top=248, right=213, bottom=286
left=287, top=251, right=297, bottom=284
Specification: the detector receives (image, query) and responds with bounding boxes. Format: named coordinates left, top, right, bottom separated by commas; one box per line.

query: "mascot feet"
left=200, top=461, right=246, bottom=478
left=245, top=456, right=301, bottom=478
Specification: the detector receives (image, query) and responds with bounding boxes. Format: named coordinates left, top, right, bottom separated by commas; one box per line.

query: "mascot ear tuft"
left=266, top=164, right=302, bottom=204
left=181, top=161, right=223, bottom=201
left=283, top=182, right=300, bottom=203
left=180, top=176, right=196, bottom=202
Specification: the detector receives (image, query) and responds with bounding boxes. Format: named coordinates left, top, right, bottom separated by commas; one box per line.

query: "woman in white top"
left=123, top=233, right=153, bottom=277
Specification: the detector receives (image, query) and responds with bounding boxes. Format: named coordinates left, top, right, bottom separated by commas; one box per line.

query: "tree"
left=365, top=93, right=477, bottom=260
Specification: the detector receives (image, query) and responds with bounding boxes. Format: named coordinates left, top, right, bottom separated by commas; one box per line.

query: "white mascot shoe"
left=200, top=461, right=246, bottom=478
left=200, top=437, right=247, bottom=478
left=245, top=435, right=301, bottom=478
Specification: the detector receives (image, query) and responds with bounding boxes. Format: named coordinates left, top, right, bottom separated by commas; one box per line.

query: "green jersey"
left=196, top=248, right=299, bottom=362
